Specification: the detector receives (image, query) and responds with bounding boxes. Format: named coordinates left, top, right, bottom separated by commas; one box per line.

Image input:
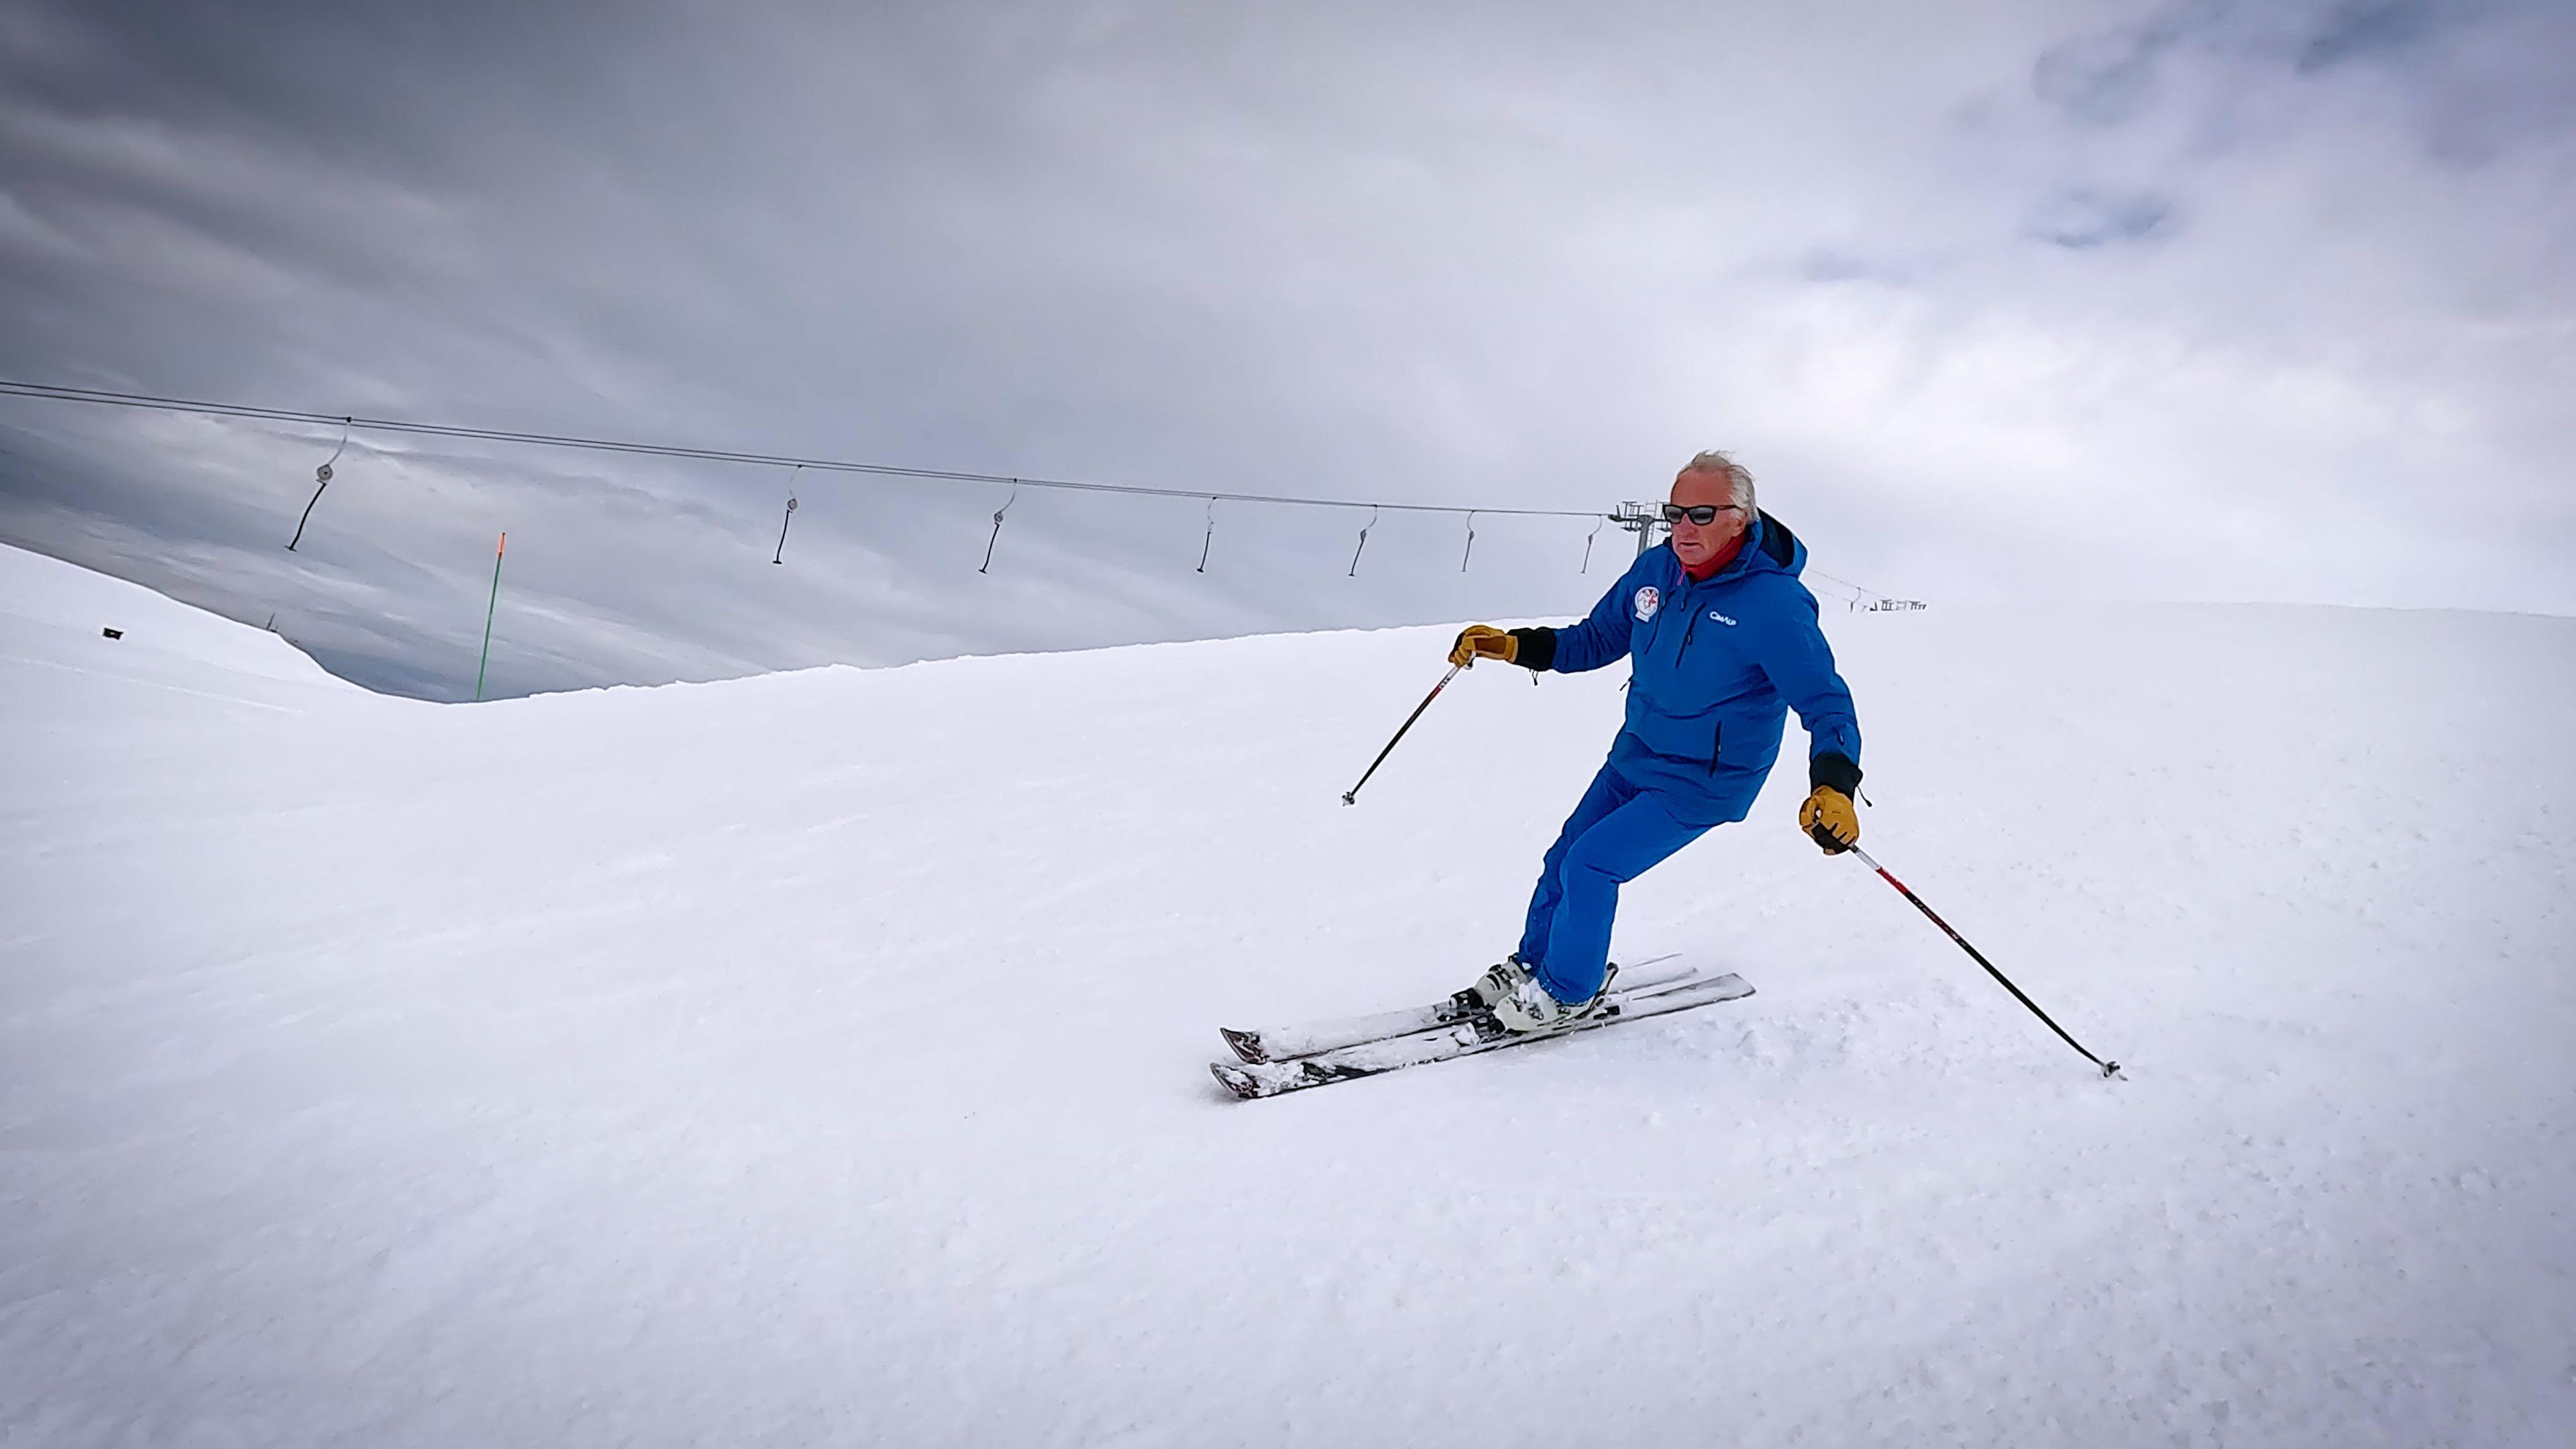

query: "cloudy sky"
left=1, top=0, right=2569, bottom=699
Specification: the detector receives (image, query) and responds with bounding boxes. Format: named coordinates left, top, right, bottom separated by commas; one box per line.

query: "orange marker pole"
left=474, top=531, right=506, bottom=702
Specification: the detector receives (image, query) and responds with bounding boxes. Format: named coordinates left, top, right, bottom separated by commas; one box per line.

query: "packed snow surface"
left=3, top=541, right=2573, bottom=1446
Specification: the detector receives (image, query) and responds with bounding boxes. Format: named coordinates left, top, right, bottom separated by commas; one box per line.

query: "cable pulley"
left=773, top=468, right=801, bottom=565
left=285, top=417, right=353, bottom=552
left=979, top=483, right=1018, bottom=574
left=1347, top=504, right=1377, bottom=578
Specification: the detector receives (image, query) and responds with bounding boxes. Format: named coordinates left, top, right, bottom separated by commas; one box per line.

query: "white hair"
left=1684, top=449, right=1757, bottom=518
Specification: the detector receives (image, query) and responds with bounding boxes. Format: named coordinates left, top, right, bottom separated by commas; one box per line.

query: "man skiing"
left=1449, top=449, right=1864, bottom=1033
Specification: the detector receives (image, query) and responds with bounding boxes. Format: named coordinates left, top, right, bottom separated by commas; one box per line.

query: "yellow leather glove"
left=1448, top=625, right=1517, bottom=668
left=1799, top=786, right=1859, bottom=854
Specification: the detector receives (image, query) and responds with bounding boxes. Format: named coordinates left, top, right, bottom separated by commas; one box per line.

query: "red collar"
left=1681, top=532, right=1745, bottom=582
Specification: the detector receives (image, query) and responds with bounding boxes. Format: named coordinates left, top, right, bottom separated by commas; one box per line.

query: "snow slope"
left=3, top=540, right=2572, bottom=1447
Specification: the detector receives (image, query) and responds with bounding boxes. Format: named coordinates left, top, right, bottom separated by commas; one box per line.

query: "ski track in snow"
left=2, top=542, right=2572, bottom=1446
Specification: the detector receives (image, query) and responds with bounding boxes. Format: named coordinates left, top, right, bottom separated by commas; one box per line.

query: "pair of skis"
left=1210, top=955, right=1755, bottom=1100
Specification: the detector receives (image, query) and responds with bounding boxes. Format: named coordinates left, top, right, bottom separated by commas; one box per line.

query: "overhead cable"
left=0, top=378, right=1605, bottom=522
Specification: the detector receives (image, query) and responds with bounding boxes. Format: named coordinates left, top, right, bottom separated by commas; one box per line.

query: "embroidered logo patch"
left=1633, top=586, right=1660, bottom=622
left=1708, top=611, right=1737, bottom=626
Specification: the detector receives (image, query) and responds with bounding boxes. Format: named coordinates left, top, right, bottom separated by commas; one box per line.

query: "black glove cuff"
left=1810, top=751, right=1862, bottom=797
left=1507, top=627, right=1556, bottom=672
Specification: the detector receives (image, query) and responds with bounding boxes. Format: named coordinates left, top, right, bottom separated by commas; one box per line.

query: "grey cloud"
left=2031, top=3, right=2212, bottom=127
left=1799, top=248, right=1923, bottom=286
left=2019, top=0, right=2442, bottom=123
left=2297, top=0, right=2442, bottom=74
left=2028, top=189, right=2176, bottom=249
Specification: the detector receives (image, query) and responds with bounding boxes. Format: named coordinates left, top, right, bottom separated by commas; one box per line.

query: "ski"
left=1210, top=971, right=1754, bottom=1100
left=1218, top=953, right=1694, bottom=1065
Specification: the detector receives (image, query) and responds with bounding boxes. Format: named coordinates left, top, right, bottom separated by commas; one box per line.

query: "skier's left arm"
left=1512, top=553, right=1645, bottom=674
left=1753, top=590, right=1863, bottom=801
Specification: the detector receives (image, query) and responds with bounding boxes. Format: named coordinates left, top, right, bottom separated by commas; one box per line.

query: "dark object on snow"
left=102, top=627, right=122, bottom=640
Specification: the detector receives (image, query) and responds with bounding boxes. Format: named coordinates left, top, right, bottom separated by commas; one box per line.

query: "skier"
left=1449, top=449, right=1864, bottom=1033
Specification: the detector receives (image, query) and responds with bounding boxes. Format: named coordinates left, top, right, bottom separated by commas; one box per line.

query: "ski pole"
left=1847, top=845, right=2123, bottom=1079
left=1341, top=663, right=1461, bottom=806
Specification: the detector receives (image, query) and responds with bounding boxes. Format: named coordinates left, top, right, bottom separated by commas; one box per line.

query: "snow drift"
left=3, top=541, right=2572, bottom=1446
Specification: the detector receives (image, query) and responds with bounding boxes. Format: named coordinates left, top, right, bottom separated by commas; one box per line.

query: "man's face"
left=1667, top=468, right=1746, bottom=568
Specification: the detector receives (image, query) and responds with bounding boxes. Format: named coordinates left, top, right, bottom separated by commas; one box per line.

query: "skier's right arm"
left=1513, top=559, right=1641, bottom=674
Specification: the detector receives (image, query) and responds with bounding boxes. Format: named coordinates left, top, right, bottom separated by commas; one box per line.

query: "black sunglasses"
left=1659, top=503, right=1741, bottom=526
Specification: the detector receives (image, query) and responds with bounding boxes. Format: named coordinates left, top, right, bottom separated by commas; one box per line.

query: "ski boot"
left=1488, top=969, right=1613, bottom=1036
left=1454, top=955, right=1538, bottom=1016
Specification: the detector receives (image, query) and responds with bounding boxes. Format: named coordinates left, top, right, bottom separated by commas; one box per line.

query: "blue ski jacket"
left=1514, top=513, right=1862, bottom=826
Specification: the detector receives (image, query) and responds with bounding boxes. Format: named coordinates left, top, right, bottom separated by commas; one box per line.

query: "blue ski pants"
left=1517, top=765, right=1711, bottom=1004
